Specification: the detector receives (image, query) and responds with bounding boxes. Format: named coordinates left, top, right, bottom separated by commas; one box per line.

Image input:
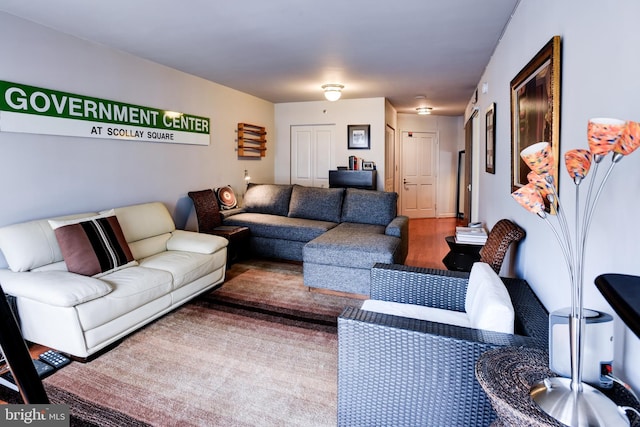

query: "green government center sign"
left=0, top=80, right=210, bottom=145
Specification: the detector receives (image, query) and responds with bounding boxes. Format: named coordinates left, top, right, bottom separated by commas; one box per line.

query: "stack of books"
left=455, top=226, right=488, bottom=245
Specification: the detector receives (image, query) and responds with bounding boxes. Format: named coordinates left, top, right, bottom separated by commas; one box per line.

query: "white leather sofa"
left=0, top=202, right=228, bottom=359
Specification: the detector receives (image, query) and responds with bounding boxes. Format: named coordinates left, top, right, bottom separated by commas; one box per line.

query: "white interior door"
left=400, top=131, right=437, bottom=218
left=290, top=125, right=334, bottom=187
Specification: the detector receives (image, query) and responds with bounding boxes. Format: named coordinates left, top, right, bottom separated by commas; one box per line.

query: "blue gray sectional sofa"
left=222, top=183, right=409, bottom=295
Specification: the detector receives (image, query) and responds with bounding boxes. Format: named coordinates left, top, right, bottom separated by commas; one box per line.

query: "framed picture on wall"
left=485, top=103, right=496, bottom=174
left=347, top=124, right=370, bottom=149
left=510, top=35, right=561, bottom=193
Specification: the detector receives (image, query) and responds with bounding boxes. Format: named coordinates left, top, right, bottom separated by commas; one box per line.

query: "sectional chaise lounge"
left=220, top=183, right=409, bottom=295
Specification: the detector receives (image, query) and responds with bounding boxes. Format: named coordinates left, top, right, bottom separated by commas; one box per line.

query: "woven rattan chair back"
left=479, top=219, right=525, bottom=274
left=188, top=189, right=222, bottom=233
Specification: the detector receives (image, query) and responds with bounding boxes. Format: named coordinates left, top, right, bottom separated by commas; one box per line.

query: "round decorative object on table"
left=475, top=347, right=640, bottom=427
left=476, top=347, right=563, bottom=426
left=216, top=186, right=237, bottom=210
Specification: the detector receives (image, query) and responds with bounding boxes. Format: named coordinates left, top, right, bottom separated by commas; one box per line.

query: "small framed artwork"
left=347, top=124, right=370, bottom=149
left=362, top=161, right=375, bottom=170
left=510, top=35, right=561, bottom=193
left=485, top=103, right=496, bottom=174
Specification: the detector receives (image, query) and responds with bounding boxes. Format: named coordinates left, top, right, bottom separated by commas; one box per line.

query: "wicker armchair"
left=480, top=219, right=526, bottom=274
left=337, top=263, right=548, bottom=426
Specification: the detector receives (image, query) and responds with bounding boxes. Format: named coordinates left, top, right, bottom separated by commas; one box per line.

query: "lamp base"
left=531, top=377, right=629, bottom=426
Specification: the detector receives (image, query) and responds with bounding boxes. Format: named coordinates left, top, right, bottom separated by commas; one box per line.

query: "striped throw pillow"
left=49, top=211, right=136, bottom=277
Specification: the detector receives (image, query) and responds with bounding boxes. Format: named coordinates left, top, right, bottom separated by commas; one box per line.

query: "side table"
left=475, top=347, right=640, bottom=426
left=207, top=226, right=250, bottom=266
left=442, top=235, right=483, bottom=272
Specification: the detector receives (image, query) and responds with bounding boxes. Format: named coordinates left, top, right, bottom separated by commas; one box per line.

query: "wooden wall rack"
left=236, top=123, right=267, bottom=157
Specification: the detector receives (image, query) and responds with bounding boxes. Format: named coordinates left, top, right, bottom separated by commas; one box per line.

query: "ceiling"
left=0, top=0, right=519, bottom=116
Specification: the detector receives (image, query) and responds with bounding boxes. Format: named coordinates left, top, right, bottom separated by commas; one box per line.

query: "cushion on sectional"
left=341, top=188, right=397, bottom=226
left=303, top=223, right=398, bottom=269
left=465, top=262, right=515, bottom=334
left=243, top=184, right=293, bottom=216
left=225, top=212, right=336, bottom=242
left=49, top=211, right=137, bottom=277
left=288, top=185, right=344, bottom=223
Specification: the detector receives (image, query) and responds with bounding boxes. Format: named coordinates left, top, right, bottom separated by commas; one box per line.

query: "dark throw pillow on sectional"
left=50, top=213, right=136, bottom=277
left=243, top=183, right=293, bottom=216
left=288, top=185, right=344, bottom=223
left=341, top=188, right=398, bottom=226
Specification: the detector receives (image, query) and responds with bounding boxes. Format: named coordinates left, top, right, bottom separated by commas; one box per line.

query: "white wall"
left=397, top=114, right=464, bottom=217
left=274, top=98, right=387, bottom=189
left=0, top=12, right=275, bottom=266
left=475, top=0, right=640, bottom=390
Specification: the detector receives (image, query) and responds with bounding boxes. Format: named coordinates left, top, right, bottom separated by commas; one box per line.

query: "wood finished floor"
left=405, top=217, right=460, bottom=269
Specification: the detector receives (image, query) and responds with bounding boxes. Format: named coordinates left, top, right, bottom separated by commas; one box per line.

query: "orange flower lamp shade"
left=615, top=120, right=640, bottom=156
left=511, top=183, right=546, bottom=216
left=564, top=149, right=592, bottom=183
left=520, top=141, right=556, bottom=176
left=587, top=118, right=626, bottom=160
left=527, top=171, right=554, bottom=200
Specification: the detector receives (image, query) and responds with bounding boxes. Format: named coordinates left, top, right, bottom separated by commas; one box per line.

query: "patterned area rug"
left=10, top=260, right=364, bottom=426
left=207, top=259, right=365, bottom=332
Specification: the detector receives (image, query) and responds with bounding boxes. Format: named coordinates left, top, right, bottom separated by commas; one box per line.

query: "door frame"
left=462, top=109, right=480, bottom=224
left=384, top=124, right=396, bottom=192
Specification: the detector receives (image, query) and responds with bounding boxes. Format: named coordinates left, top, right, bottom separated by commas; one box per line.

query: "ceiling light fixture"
left=416, top=107, right=432, bottom=115
left=322, top=84, right=344, bottom=102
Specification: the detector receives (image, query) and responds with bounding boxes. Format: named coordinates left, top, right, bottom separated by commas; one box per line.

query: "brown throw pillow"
left=50, top=212, right=136, bottom=277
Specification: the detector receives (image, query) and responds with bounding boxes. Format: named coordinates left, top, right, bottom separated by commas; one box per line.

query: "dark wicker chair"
left=479, top=219, right=526, bottom=274
left=188, top=189, right=225, bottom=232
left=337, top=263, right=548, bottom=426
left=187, top=189, right=250, bottom=264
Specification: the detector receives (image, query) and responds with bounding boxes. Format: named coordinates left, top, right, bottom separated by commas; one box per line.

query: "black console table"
left=329, top=170, right=377, bottom=190
left=442, top=236, right=483, bottom=272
